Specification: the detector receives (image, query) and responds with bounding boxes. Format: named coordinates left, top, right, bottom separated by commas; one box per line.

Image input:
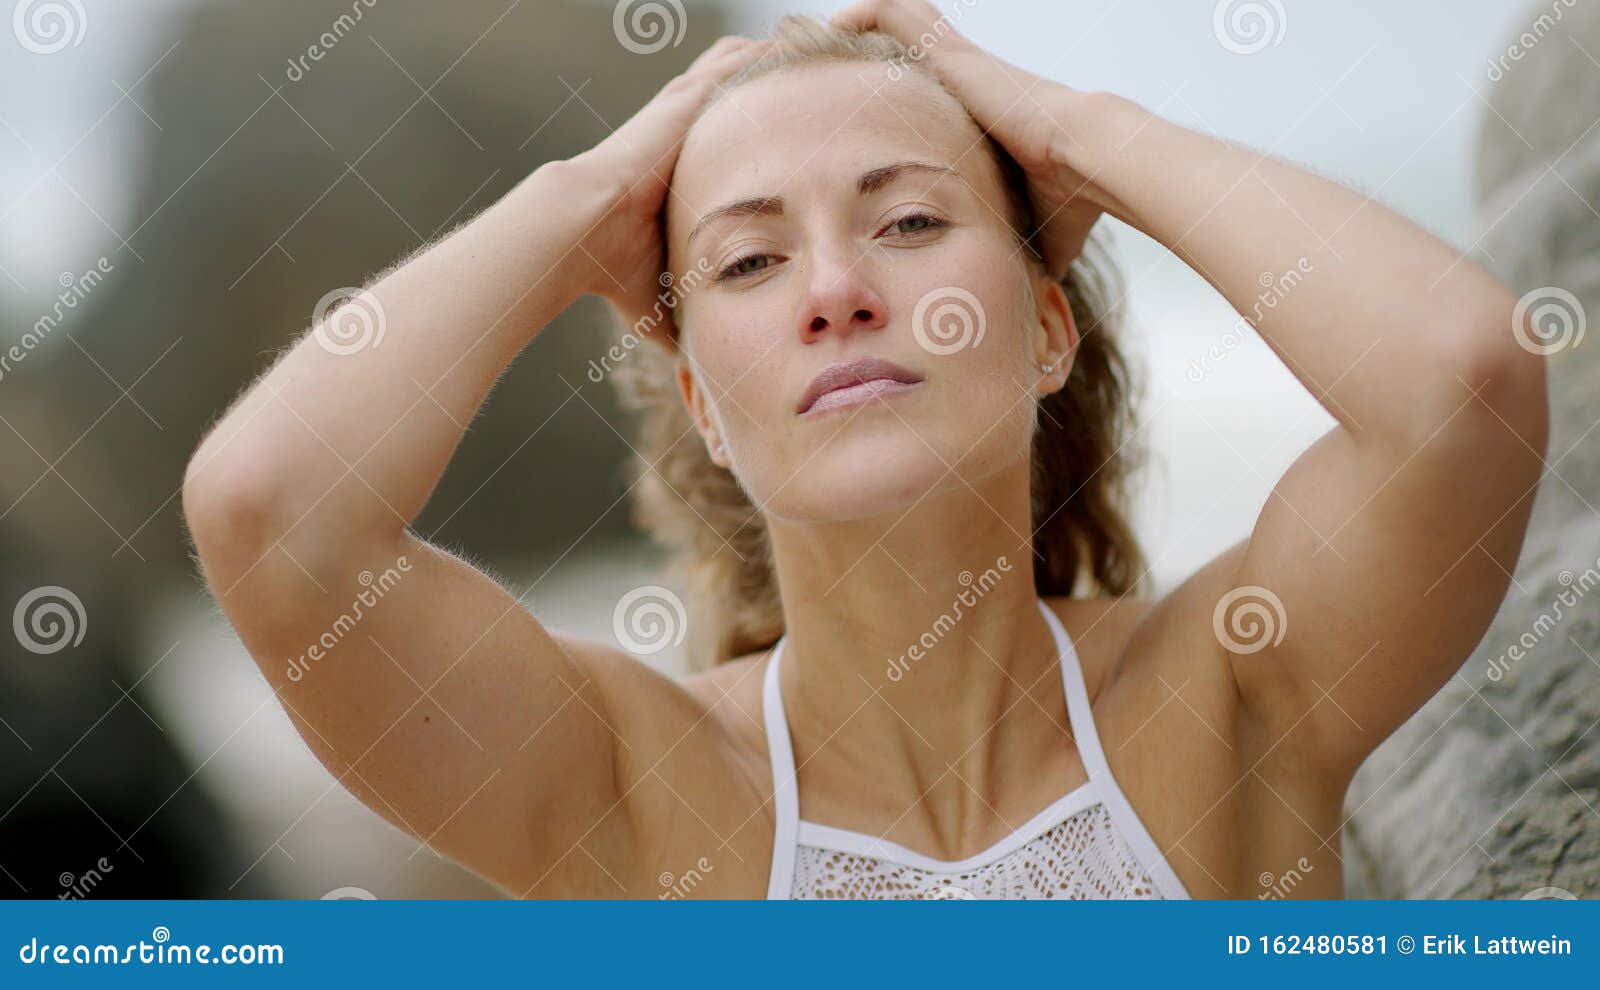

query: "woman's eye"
left=716, top=254, right=774, bottom=282
left=714, top=214, right=945, bottom=283
left=883, top=211, right=948, bottom=238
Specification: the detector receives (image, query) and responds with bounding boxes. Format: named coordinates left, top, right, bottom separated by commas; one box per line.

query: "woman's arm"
left=833, top=0, right=1548, bottom=782
left=181, top=36, right=774, bottom=895
left=190, top=159, right=592, bottom=551
left=1058, top=92, right=1547, bottom=776
left=1058, top=91, right=1544, bottom=452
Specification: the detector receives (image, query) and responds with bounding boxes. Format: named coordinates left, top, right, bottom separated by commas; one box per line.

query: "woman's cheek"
left=898, top=257, right=1021, bottom=364
left=701, top=319, right=782, bottom=433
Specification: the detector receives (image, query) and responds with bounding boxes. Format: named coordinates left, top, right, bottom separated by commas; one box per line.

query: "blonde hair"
left=610, top=14, right=1147, bottom=670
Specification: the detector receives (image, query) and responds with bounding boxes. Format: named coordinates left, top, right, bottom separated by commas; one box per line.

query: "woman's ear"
left=674, top=355, right=730, bottom=468
left=1031, top=272, right=1080, bottom=394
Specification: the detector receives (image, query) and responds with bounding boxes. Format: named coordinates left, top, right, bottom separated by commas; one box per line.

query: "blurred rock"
left=0, top=0, right=727, bottom=897
left=0, top=525, right=258, bottom=897
left=1343, top=0, right=1600, bottom=899
left=0, top=0, right=727, bottom=586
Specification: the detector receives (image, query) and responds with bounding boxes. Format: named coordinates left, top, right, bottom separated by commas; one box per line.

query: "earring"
left=712, top=440, right=726, bottom=461
left=1038, top=356, right=1057, bottom=372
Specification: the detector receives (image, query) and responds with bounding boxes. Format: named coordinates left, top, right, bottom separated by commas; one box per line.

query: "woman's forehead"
left=669, top=63, right=987, bottom=235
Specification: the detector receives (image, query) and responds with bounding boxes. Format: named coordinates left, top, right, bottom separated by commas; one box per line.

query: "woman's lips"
left=797, top=356, right=925, bottom=416
left=800, top=378, right=923, bottom=416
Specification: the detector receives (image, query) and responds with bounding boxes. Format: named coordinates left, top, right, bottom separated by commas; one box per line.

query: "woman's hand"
left=829, top=0, right=1108, bottom=277
left=566, top=35, right=774, bottom=343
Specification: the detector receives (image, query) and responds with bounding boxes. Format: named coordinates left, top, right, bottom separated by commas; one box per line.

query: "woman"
left=182, top=2, right=1548, bottom=899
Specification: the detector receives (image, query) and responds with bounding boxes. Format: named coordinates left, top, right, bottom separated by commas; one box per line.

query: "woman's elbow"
left=1458, top=293, right=1552, bottom=458
left=181, top=445, right=282, bottom=586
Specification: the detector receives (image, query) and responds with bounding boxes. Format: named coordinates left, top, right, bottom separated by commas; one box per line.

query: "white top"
left=763, top=597, right=1192, bottom=899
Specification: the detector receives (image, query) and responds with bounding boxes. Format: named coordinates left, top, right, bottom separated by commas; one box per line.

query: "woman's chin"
left=765, top=450, right=970, bottom=524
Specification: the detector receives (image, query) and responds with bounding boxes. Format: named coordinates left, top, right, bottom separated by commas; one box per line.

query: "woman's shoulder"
left=681, top=645, right=767, bottom=697
left=1040, top=593, right=1160, bottom=702
left=678, top=648, right=773, bottom=759
left=1041, top=542, right=1250, bottom=703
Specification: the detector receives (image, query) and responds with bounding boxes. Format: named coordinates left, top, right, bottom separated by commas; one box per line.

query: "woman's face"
left=666, top=61, right=1064, bottom=525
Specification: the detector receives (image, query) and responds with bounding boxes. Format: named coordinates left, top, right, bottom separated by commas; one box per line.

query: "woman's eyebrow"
left=686, top=160, right=960, bottom=250
left=686, top=195, right=783, bottom=252
left=857, top=159, right=959, bottom=195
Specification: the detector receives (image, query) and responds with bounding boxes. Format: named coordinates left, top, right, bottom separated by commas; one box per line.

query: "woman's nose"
left=798, top=249, right=888, bottom=340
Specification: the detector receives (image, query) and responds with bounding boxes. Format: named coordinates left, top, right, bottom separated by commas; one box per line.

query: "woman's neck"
left=764, top=458, right=1064, bottom=802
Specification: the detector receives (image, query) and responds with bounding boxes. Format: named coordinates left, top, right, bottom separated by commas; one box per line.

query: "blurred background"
left=1, top=0, right=1595, bottom=899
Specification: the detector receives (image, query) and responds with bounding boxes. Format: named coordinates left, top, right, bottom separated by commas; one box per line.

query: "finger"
left=685, top=35, right=772, bottom=81
left=685, top=34, right=755, bottom=72
left=827, top=0, right=880, bottom=31
left=830, top=0, right=966, bottom=52
left=833, top=1, right=1044, bottom=137
left=710, top=37, right=776, bottom=74
left=829, top=0, right=901, bottom=34
left=662, top=38, right=773, bottom=117
left=605, top=39, right=774, bottom=172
